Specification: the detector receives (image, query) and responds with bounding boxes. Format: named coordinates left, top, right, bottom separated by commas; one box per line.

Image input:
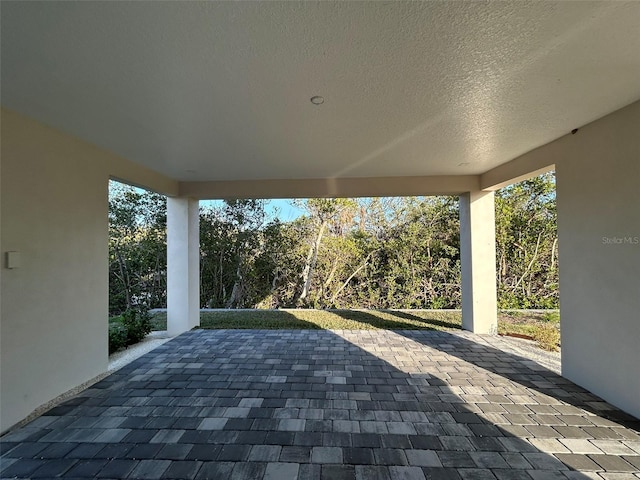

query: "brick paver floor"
left=2, top=329, right=639, bottom=479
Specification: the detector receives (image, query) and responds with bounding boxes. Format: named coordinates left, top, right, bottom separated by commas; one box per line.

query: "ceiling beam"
left=178, top=175, right=480, bottom=200
left=480, top=147, right=557, bottom=191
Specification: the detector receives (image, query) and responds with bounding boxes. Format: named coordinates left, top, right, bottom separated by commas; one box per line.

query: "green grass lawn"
left=497, top=310, right=560, bottom=351
left=149, top=308, right=560, bottom=351
left=151, top=309, right=461, bottom=331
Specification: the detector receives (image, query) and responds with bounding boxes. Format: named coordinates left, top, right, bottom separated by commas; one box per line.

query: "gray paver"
left=592, top=440, right=638, bottom=455
left=198, top=418, right=229, bottom=430
left=164, top=460, right=203, bottom=479
left=280, top=446, right=311, bottom=463
left=559, top=438, right=603, bottom=454
left=278, top=419, right=306, bottom=432
left=457, top=468, right=498, bottom=479
left=622, top=455, right=640, bottom=469
left=230, top=461, right=267, bottom=480
left=500, top=452, right=533, bottom=470
left=312, top=446, right=343, bottom=463
left=492, top=468, right=532, bottom=479
left=264, top=462, right=300, bottom=480
left=195, top=461, right=235, bottom=479
left=405, top=449, right=442, bottom=467
left=93, top=428, right=132, bottom=443
left=129, top=459, right=171, bottom=479
left=356, top=465, right=392, bottom=480
left=374, top=448, right=408, bottom=465
left=388, top=465, right=427, bottom=479
left=321, top=464, right=355, bottom=480
left=589, top=454, right=638, bottom=472
left=554, top=453, right=602, bottom=471
left=248, top=444, right=282, bottom=462
left=522, top=452, right=568, bottom=470
left=526, top=471, right=567, bottom=480
left=528, top=438, right=571, bottom=453
left=469, top=451, right=510, bottom=469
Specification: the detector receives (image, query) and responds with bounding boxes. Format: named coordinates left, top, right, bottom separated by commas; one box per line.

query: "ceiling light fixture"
left=310, top=96, right=324, bottom=105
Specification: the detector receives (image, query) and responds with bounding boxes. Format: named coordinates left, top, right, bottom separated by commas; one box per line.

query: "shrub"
left=122, top=307, right=152, bottom=345
left=534, top=324, right=560, bottom=352
left=542, top=311, right=560, bottom=323
left=108, top=322, right=128, bottom=354
left=108, top=307, right=152, bottom=354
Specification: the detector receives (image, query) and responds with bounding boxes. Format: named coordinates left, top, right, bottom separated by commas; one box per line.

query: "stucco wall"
left=556, top=101, right=640, bottom=418
left=0, top=109, right=178, bottom=432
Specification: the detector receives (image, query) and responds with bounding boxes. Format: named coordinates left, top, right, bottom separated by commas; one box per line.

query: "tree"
left=108, top=182, right=166, bottom=315
left=370, top=197, right=461, bottom=309
left=495, top=172, right=558, bottom=308
left=294, top=198, right=358, bottom=306
left=199, top=199, right=284, bottom=308
left=109, top=173, right=559, bottom=314
left=258, top=219, right=308, bottom=308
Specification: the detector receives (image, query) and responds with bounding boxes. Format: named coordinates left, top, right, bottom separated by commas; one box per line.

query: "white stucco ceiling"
left=2, top=1, right=640, bottom=182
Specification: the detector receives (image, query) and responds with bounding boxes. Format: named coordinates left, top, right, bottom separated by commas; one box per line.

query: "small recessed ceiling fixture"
left=310, top=95, right=324, bottom=105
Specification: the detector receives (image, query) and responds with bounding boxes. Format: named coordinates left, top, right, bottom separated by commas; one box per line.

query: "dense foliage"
left=108, top=173, right=558, bottom=314
left=109, top=183, right=167, bottom=314
left=495, top=174, right=558, bottom=308
left=108, top=307, right=153, bottom=353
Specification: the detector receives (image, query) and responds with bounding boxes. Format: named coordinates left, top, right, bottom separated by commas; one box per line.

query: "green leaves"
left=109, top=174, right=559, bottom=313
left=495, top=172, right=558, bottom=308
left=108, top=307, right=152, bottom=353
left=108, top=181, right=167, bottom=315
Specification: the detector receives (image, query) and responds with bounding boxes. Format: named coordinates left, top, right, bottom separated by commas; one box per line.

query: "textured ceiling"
left=2, top=1, right=640, bottom=182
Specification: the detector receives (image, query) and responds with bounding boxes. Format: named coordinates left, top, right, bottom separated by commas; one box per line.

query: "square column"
left=167, top=197, right=200, bottom=335
left=459, top=191, right=497, bottom=334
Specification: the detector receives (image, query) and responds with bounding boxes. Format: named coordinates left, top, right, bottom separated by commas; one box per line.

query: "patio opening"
left=108, top=173, right=559, bottom=355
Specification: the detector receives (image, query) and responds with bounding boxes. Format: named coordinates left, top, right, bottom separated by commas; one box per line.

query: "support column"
left=459, top=191, right=497, bottom=334
left=167, top=197, right=200, bottom=336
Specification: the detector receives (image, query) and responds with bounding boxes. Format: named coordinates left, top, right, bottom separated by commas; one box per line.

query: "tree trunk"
left=330, top=250, right=377, bottom=305
left=513, top=232, right=542, bottom=292
left=226, top=264, right=243, bottom=308
left=115, top=246, right=132, bottom=310
left=321, top=256, right=340, bottom=300
left=298, top=220, right=327, bottom=303
left=550, top=237, right=558, bottom=271
left=219, top=251, right=225, bottom=304
left=270, top=268, right=280, bottom=306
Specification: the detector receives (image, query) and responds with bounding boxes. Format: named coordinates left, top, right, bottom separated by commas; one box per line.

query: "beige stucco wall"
left=0, top=109, right=178, bottom=432
left=555, top=101, right=640, bottom=418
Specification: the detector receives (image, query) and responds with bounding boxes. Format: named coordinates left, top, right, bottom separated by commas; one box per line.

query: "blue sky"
left=110, top=179, right=306, bottom=222
left=200, top=199, right=304, bottom=222
left=266, top=199, right=305, bottom=221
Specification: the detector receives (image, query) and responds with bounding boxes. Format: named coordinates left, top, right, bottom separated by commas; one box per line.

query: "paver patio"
left=1, top=329, right=639, bottom=479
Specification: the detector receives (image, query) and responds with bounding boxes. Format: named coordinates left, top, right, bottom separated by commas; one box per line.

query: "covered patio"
left=1, top=3, right=639, bottom=476
left=2, top=329, right=639, bottom=478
